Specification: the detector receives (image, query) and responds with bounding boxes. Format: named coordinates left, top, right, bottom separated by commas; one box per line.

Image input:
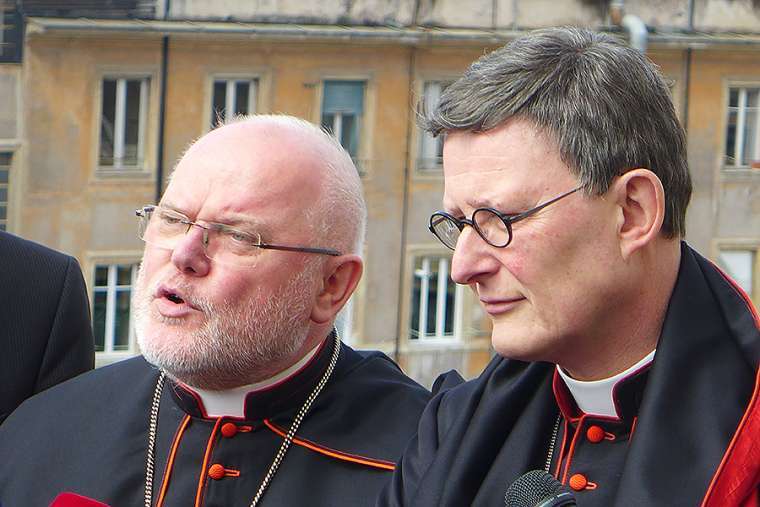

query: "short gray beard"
left=133, top=261, right=319, bottom=390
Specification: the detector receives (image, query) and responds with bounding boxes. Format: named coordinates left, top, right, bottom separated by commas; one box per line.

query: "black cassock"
left=380, top=243, right=760, bottom=507
left=0, top=338, right=431, bottom=506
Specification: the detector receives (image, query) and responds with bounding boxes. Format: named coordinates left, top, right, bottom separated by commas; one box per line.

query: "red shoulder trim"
left=263, top=419, right=396, bottom=471
left=701, top=366, right=760, bottom=507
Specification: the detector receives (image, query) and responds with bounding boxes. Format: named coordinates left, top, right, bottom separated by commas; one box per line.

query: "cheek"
left=140, top=248, right=171, bottom=280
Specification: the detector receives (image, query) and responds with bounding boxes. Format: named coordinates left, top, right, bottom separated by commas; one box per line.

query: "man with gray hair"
left=380, top=27, right=759, bottom=506
left=0, top=115, right=430, bottom=506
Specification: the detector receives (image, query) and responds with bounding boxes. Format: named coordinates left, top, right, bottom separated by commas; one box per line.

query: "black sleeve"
left=34, top=255, right=94, bottom=394
left=377, top=391, right=447, bottom=507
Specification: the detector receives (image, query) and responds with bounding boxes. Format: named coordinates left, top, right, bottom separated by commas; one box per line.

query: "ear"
left=310, top=255, right=363, bottom=325
left=611, top=168, right=666, bottom=260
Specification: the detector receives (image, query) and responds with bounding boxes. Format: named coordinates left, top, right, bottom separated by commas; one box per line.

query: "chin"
left=490, top=325, right=553, bottom=363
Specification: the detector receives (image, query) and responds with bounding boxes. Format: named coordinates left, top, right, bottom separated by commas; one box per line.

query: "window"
left=725, top=86, right=760, bottom=169
left=0, top=3, right=22, bottom=63
left=99, top=77, right=149, bottom=169
left=418, top=81, right=451, bottom=170
left=92, top=264, right=137, bottom=354
left=718, top=249, right=756, bottom=298
left=210, top=78, right=257, bottom=129
left=410, top=255, right=459, bottom=340
left=321, top=80, right=365, bottom=160
left=0, top=152, right=10, bottom=231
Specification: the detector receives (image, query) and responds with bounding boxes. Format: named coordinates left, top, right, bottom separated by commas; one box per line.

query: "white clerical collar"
left=557, top=349, right=656, bottom=418
left=190, top=344, right=321, bottom=418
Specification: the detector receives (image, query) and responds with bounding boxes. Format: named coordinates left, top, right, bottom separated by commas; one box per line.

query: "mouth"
left=479, top=296, right=526, bottom=315
left=153, top=285, right=200, bottom=317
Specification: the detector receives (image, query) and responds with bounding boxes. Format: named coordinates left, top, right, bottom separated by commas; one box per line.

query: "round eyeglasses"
left=136, top=205, right=341, bottom=267
left=429, top=187, right=581, bottom=250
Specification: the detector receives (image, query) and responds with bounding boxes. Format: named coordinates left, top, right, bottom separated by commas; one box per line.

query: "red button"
left=208, top=463, right=226, bottom=480
left=569, top=473, right=588, bottom=491
left=221, top=423, right=238, bottom=438
left=586, top=425, right=605, bottom=443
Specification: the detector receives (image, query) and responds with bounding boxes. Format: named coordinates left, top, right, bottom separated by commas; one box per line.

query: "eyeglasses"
left=429, top=187, right=581, bottom=250
left=135, top=205, right=341, bottom=266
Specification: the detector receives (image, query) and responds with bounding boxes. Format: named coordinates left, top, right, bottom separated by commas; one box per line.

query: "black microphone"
left=505, top=470, right=576, bottom=507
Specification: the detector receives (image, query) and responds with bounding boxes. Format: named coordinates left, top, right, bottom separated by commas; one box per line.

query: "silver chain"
left=144, top=370, right=167, bottom=507
left=544, top=414, right=562, bottom=473
left=143, top=333, right=341, bottom=507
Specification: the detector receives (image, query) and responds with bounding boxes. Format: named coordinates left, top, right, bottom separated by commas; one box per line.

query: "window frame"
left=93, top=69, right=157, bottom=178
left=0, top=149, right=12, bottom=231
left=416, top=80, right=454, bottom=173
left=712, top=239, right=760, bottom=306
left=723, top=82, right=760, bottom=172
left=317, top=77, right=371, bottom=176
left=206, top=75, right=259, bottom=131
left=86, top=253, right=142, bottom=366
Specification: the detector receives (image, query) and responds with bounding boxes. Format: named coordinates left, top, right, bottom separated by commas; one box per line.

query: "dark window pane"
left=0, top=187, right=6, bottom=202
left=0, top=152, right=11, bottom=166
left=93, top=291, right=107, bottom=352
left=113, top=289, right=131, bottom=351
left=0, top=205, right=6, bottom=220
left=445, top=277, right=455, bottom=335
left=0, top=224, right=5, bottom=231
left=0, top=169, right=8, bottom=183
left=123, top=79, right=143, bottom=165
left=340, top=114, right=358, bottom=159
left=725, top=111, right=737, bottom=165
left=426, top=275, right=438, bottom=336
left=321, top=113, right=335, bottom=136
left=95, top=266, right=109, bottom=287
left=729, top=89, right=739, bottom=107
left=234, top=81, right=250, bottom=116
left=410, top=277, right=421, bottom=339
left=116, top=265, right=132, bottom=285
left=212, top=81, right=227, bottom=128
left=100, top=80, right=117, bottom=166
left=747, top=89, right=759, bottom=108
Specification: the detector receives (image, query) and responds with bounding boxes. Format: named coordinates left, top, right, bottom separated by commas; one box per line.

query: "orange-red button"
left=221, top=423, right=238, bottom=438
left=586, top=425, right=605, bottom=443
left=569, top=473, right=588, bottom=491
left=208, top=463, right=226, bottom=480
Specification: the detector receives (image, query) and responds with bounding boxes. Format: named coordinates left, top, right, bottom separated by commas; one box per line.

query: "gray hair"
left=225, top=114, right=366, bottom=256
left=424, top=26, right=692, bottom=238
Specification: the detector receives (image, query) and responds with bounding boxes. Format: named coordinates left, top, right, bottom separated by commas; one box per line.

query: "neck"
left=561, top=240, right=680, bottom=381
left=188, top=343, right=321, bottom=418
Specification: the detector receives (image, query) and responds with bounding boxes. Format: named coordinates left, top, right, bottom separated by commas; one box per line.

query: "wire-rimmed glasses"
left=429, top=187, right=581, bottom=250
left=136, top=205, right=341, bottom=266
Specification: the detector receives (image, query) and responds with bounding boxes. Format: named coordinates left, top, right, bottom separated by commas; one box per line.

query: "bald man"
left=0, top=115, right=430, bottom=506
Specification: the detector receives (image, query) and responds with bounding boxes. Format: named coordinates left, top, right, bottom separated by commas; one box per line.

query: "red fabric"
left=702, top=367, right=760, bottom=507
left=50, top=492, right=110, bottom=506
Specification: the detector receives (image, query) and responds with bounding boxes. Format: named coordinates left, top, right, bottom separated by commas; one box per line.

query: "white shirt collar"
left=190, top=344, right=321, bottom=418
left=557, top=349, right=656, bottom=418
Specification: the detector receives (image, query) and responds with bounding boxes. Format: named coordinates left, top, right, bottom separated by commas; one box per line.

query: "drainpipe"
left=610, top=0, right=648, bottom=53
left=155, top=0, right=171, bottom=203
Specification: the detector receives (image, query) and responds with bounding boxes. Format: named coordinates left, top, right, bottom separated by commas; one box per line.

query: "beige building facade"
left=1, top=0, right=759, bottom=386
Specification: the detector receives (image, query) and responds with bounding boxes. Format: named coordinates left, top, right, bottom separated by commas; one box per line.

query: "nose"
left=450, top=226, right=500, bottom=285
left=170, top=225, right=211, bottom=277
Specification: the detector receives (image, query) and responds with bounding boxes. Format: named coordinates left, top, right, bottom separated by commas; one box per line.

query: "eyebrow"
left=159, top=202, right=274, bottom=236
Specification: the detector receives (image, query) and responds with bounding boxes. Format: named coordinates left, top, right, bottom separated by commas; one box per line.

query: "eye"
left=227, top=229, right=256, bottom=244
left=157, top=211, right=184, bottom=225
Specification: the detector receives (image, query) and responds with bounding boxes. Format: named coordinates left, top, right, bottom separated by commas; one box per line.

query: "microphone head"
left=505, top=470, right=575, bottom=507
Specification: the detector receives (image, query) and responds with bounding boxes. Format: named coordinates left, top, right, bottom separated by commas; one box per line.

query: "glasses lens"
left=140, top=207, right=189, bottom=249
left=430, top=213, right=460, bottom=250
left=472, top=209, right=511, bottom=247
left=209, top=227, right=263, bottom=266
